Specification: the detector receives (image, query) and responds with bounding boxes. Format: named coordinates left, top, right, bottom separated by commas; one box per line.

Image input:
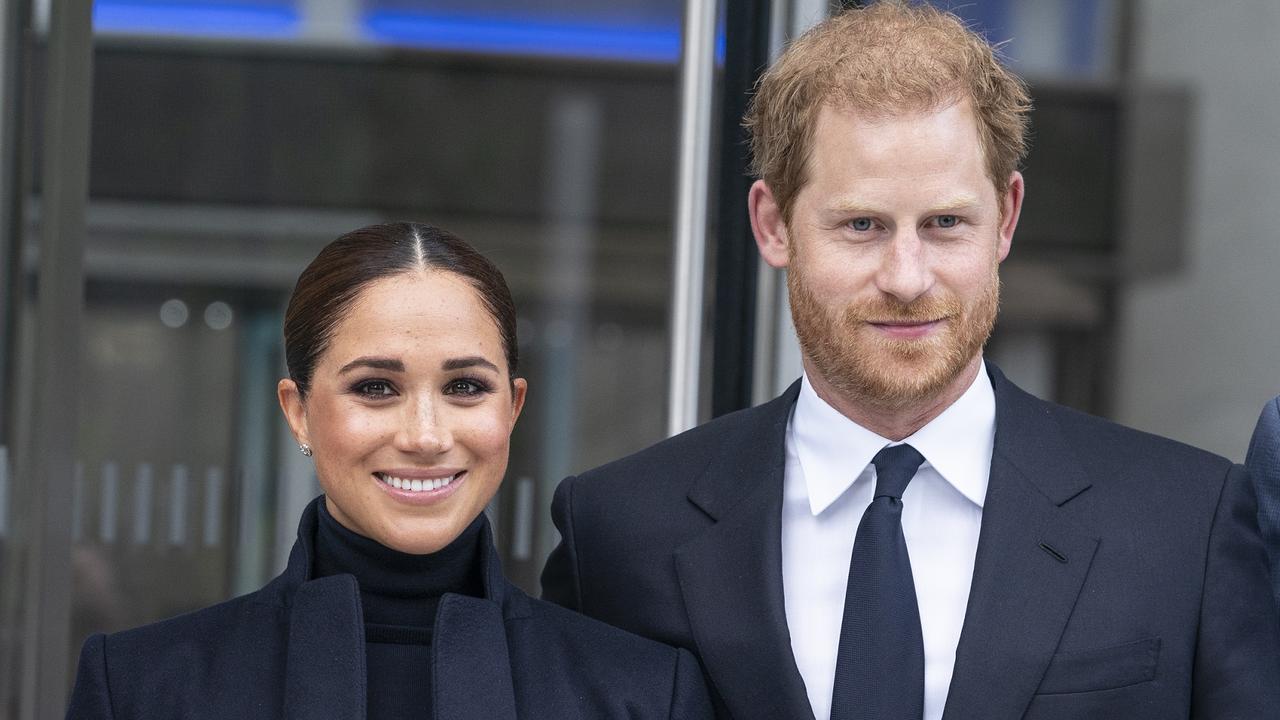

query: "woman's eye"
left=849, top=217, right=874, bottom=232
left=354, top=380, right=395, bottom=398
left=445, top=378, right=491, bottom=397
left=936, top=214, right=959, bottom=229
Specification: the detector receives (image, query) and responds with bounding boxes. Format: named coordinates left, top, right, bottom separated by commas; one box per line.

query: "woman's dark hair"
left=284, top=222, right=518, bottom=397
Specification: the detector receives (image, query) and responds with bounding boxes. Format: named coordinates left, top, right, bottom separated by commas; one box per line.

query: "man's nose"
left=874, top=229, right=932, bottom=303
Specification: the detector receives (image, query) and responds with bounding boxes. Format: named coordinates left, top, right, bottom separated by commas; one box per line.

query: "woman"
left=66, top=223, right=712, bottom=719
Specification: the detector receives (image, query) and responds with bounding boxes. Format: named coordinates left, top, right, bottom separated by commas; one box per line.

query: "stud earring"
left=299, top=443, right=313, bottom=457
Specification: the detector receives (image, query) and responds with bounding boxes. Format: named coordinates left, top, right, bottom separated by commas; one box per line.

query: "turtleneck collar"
left=312, top=497, right=485, bottom=629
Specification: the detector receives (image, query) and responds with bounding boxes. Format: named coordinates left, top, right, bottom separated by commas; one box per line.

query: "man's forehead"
left=815, top=95, right=976, bottom=131
left=802, top=100, right=990, bottom=186
left=822, top=193, right=985, bottom=215
left=819, top=88, right=971, bottom=123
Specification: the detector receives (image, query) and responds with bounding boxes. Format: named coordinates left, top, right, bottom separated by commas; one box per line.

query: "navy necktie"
left=830, top=443, right=927, bottom=720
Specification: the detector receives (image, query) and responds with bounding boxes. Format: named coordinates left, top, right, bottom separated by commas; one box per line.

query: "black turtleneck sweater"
left=313, top=500, right=485, bottom=719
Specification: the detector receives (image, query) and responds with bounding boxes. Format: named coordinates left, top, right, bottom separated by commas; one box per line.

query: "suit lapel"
left=432, top=594, right=519, bottom=720
left=942, top=367, right=1099, bottom=719
left=283, top=575, right=366, bottom=720
left=675, top=383, right=815, bottom=720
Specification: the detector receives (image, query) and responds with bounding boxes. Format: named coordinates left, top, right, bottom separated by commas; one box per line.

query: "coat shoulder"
left=70, top=589, right=288, bottom=718
left=84, top=586, right=286, bottom=688
left=107, top=589, right=276, bottom=648
left=520, top=593, right=686, bottom=664
left=1247, top=395, right=1280, bottom=469
left=509, top=593, right=709, bottom=714
left=1038, top=394, right=1233, bottom=479
left=573, top=390, right=794, bottom=498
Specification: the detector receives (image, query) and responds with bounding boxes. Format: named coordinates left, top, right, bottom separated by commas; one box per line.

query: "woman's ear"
left=277, top=378, right=309, bottom=446
left=509, top=378, right=528, bottom=429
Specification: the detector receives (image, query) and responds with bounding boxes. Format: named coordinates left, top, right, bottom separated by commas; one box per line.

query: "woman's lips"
left=373, top=470, right=466, bottom=503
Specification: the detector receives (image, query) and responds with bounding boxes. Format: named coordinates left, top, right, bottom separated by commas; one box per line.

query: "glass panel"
left=73, top=288, right=242, bottom=634
left=936, top=0, right=1123, bottom=79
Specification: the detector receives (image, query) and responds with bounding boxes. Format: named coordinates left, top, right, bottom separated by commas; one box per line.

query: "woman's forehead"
left=324, top=271, right=505, bottom=365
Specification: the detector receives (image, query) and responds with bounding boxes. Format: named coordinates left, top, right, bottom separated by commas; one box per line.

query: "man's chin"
left=833, top=347, right=975, bottom=410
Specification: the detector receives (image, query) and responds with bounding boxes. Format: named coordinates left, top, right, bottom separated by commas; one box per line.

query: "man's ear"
left=277, top=378, right=309, bottom=447
left=749, top=180, right=792, bottom=269
left=997, top=171, right=1025, bottom=262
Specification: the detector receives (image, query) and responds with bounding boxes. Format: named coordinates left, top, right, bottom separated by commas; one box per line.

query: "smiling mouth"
left=868, top=318, right=944, bottom=326
left=375, top=472, right=463, bottom=493
left=866, top=318, right=946, bottom=340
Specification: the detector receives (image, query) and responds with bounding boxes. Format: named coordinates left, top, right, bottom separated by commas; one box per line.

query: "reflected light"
left=364, top=10, right=683, bottom=64
left=91, top=2, right=729, bottom=65
left=204, top=301, right=234, bottom=330
left=159, top=299, right=190, bottom=328
left=94, top=0, right=301, bottom=38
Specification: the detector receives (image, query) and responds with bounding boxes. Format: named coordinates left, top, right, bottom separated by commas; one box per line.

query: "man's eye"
left=849, top=217, right=874, bottom=231
left=936, top=215, right=959, bottom=228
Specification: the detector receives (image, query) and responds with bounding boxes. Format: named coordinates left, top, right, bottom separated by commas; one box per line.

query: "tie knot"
left=870, top=444, right=924, bottom=500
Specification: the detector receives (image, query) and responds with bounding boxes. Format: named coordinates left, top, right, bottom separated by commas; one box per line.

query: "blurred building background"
left=0, top=0, right=1276, bottom=717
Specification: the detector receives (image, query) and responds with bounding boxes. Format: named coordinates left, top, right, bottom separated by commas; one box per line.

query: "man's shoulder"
left=1247, top=394, right=1280, bottom=470
left=1006, top=378, right=1234, bottom=480
left=573, top=385, right=797, bottom=492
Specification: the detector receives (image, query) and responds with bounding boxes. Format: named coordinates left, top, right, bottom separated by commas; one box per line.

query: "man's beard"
left=787, top=264, right=999, bottom=412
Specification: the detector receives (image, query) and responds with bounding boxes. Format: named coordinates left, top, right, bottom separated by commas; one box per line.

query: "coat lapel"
left=942, top=367, right=1099, bottom=719
left=283, top=574, right=367, bottom=720
left=674, top=383, right=815, bottom=720
left=432, top=594, right=519, bottom=720
left=279, top=498, right=522, bottom=720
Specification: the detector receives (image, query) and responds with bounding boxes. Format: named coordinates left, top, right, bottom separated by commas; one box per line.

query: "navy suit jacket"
left=66, top=499, right=713, bottom=719
left=542, top=365, right=1280, bottom=719
left=1246, top=394, right=1280, bottom=608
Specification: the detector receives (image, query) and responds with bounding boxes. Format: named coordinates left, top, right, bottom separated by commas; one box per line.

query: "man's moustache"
left=843, top=298, right=961, bottom=324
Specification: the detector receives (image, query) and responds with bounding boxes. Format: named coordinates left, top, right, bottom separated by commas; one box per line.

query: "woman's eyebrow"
left=442, top=356, right=499, bottom=373
left=338, top=356, right=404, bottom=374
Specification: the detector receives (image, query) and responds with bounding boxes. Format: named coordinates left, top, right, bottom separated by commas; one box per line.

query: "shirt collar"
left=792, top=360, right=995, bottom=515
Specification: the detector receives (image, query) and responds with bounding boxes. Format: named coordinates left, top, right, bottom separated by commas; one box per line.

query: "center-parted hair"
left=744, top=0, right=1031, bottom=223
left=284, top=222, right=519, bottom=396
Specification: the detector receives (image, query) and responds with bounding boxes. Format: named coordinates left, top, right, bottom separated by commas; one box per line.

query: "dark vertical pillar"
left=0, top=0, right=33, bottom=715
left=18, top=0, right=94, bottom=716
left=710, top=0, right=771, bottom=417
left=0, top=0, right=33, bottom=446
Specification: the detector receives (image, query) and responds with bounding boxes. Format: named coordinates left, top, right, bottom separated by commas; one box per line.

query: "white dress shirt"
left=781, top=362, right=995, bottom=720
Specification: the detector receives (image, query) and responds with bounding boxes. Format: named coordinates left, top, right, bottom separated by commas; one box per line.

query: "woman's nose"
left=395, top=400, right=453, bottom=455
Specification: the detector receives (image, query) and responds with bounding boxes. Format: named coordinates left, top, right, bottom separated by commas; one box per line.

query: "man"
left=542, top=3, right=1280, bottom=719
left=1247, top=395, right=1280, bottom=608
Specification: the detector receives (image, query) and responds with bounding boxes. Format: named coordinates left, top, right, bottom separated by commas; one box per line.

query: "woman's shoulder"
left=514, top=590, right=691, bottom=670
left=84, top=583, right=287, bottom=668
left=68, top=586, right=293, bottom=719
left=508, top=591, right=713, bottom=717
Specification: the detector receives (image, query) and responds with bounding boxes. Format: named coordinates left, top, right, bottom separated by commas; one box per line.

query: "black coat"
left=542, top=365, right=1280, bottom=719
left=67, top=500, right=713, bottom=719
